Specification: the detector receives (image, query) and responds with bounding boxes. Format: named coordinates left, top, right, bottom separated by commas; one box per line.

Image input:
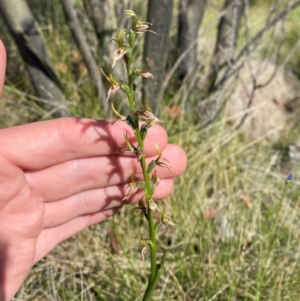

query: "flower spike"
left=106, top=10, right=170, bottom=300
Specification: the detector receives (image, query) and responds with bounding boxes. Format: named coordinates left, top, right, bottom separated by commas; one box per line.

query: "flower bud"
left=126, top=115, right=136, bottom=130
left=128, top=29, right=136, bottom=46
left=129, top=69, right=138, bottom=82
left=140, top=124, right=148, bottom=141
left=147, top=160, right=156, bottom=174
left=121, top=83, right=130, bottom=94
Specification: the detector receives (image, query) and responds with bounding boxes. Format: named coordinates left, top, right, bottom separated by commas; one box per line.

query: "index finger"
left=0, top=118, right=168, bottom=170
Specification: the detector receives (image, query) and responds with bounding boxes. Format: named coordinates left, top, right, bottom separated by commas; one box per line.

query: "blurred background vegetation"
left=1, top=0, right=300, bottom=300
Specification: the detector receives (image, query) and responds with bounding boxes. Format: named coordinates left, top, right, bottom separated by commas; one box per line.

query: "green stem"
left=147, top=207, right=157, bottom=282
left=142, top=251, right=167, bottom=301
left=125, top=35, right=161, bottom=300
left=136, top=124, right=157, bottom=285
left=136, top=132, right=157, bottom=283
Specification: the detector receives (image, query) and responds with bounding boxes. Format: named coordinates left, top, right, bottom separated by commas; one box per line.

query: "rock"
left=227, top=60, right=300, bottom=141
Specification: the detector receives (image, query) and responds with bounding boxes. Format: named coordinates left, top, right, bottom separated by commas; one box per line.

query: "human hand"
left=0, top=41, right=187, bottom=300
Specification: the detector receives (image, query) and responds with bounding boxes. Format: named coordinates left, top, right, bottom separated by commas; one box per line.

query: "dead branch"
left=208, top=0, right=245, bottom=93
left=0, top=0, right=69, bottom=117
left=177, top=0, right=207, bottom=79
left=217, top=0, right=300, bottom=90
left=59, top=0, right=107, bottom=113
left=142, top=0, right=174, bottom=116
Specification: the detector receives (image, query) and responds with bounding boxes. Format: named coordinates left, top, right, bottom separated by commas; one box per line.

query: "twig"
left=160, top=2, right=231, bottom=98
left=0, top=0, right=70, bottom=118
left=236, top=0, right=290, bottom=129
left=216, top=0, right=300, bottom=90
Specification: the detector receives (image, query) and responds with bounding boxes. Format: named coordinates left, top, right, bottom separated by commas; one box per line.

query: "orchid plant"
left=102, top=10, right=174, bottom=301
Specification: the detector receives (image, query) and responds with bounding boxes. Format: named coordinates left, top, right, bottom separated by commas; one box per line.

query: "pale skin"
left=0, top=40, right=187, bottom=300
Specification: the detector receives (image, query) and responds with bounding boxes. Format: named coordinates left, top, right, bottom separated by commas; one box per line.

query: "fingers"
left=0, top=118, right=168, bottom=170
left=34, top=207, right=121, bottom=264
left=25, top=144, right=186, bottom=202
left=42, top=178, right=174, bottom=228
left=0, top=40, right=6, bottom=98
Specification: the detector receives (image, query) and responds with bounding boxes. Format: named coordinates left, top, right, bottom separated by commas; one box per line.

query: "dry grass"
left=14, top=117, right=300, bottom=300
